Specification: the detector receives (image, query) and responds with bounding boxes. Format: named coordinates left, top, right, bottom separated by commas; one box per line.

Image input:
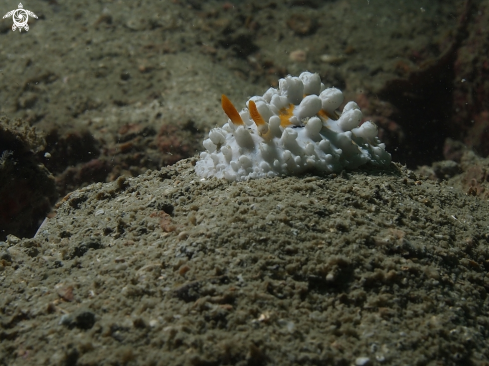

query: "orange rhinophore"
left=249, top=100, right=271, bottom=139
left=248, top=100, right=265, bottom=126
left=221, top=94, right=244, bottom=125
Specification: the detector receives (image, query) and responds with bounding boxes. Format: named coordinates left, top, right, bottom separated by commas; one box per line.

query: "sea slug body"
left=195, top=72, right=391, bottom=181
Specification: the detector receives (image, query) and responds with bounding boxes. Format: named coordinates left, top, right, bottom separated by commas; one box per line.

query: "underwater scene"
left=1, top=0, right=488, bottom=365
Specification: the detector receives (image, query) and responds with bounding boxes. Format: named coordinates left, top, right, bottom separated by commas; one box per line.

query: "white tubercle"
left=239, top=155, right=252, bottom=168
left=319, top=87, right=344, bottom=115
left=195, top=72, right=391, bottom=181
left=289, top=116, right=300, bottom=126
left=338, top=108, right=363, bottom=131
left=209, top=128, right=226, bottom=145
left=305, top=117, right=323, bottom=138
left=300, top=72, right=322, bottom=95
left=262, top=88, right=277, bottom=103
left=319, top=139, right=330, bottom=152
left=221, top=146, right=232, bottom=162
left=282, top=128, right=298, bottom=146
left=343, top=101, right=360, bottom=113
left=234, top=126, right=254, bottom=149
left=253, top=100, right=274, bottom=122
left=239, top=110, right=253, bottom=127
left=271, top=94, right=289, bottom=110
left=268, top=115, right=282, bottom=137
left=203, top=138, right=216, bottom=153
left=353, top=121, right=378, bottom=140
left=280, top=76, right=304, bottom=105
left=295, top=95, right=322, bottom=120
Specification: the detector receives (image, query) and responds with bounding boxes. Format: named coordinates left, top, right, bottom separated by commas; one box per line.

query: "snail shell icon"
left=3, top=3, right=38, bottom=32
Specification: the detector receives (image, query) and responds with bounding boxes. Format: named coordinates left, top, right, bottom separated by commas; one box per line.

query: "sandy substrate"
left=1, top=159, right=488, bottom=365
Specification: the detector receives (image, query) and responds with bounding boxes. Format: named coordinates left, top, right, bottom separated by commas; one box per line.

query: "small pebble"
left=59, top=314, right=72, bottom=326
left=289, top=50, right=307, bottom=62
left=320, top=54, right=346, bottom=65
left=355, top=357, right=370, bottom=366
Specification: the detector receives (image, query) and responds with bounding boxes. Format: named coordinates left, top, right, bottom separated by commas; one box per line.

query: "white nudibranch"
left=195, top=72, right=391, bottom=181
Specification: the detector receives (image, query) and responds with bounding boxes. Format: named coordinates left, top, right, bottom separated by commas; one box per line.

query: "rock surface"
left=1, top=159, right=488, bottom=365
left=0, top=117, right=57, bottom=240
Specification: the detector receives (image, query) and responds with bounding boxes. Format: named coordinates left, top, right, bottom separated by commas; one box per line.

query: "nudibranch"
left=195, top=72, right=391, bottom=181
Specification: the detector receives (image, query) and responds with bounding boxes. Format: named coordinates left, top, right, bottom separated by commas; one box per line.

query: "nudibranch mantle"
left=195, top=72, right=391, bottom=182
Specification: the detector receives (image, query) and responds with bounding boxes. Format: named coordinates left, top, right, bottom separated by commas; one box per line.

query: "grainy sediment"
left=1, top=159, right=488, bottom=365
